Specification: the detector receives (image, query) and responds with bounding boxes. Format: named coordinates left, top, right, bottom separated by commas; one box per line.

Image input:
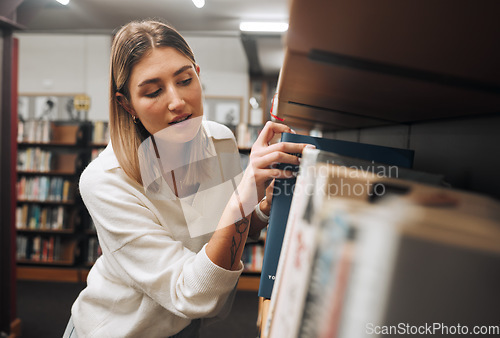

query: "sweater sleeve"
left=79, top=160, right=243, bottom=319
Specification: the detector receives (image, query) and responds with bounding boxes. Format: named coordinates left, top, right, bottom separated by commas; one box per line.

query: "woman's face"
left=124, top=47, right=203, bottom=139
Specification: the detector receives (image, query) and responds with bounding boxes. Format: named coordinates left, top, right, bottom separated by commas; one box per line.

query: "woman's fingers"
left=251, top=142, right=314, bottom=168
left=261, top=167, right=298, bottom=180
left=252, top=151, right=300, bottom=170
left=253, top=121, right=294, bottom=147
left=251, top=142, right=311, bottom=158
left=262, top=142, right=312, bottom=156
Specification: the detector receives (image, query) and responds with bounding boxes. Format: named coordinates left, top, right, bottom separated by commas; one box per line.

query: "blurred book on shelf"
left=264, top=148, right=500, bottom=338
left=258, top=133, right=415, bottom=299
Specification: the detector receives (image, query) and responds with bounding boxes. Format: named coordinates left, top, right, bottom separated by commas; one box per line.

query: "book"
left=258, top=133, right=415, bottom=299
left=266, top=161, right=500, bottom=338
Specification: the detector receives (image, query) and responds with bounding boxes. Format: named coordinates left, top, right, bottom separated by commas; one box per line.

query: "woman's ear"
left=116, top=92, right=135, bottom=116
left=195, top=64, right=201, bottom=75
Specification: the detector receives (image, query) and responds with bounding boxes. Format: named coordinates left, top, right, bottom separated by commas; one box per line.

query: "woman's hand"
left=238, top=121, right=310, bottom=212
left=207, top=122, right=311, bottom=270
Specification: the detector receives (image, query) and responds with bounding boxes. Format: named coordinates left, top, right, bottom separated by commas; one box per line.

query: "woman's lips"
left=169, top=114, right=192, bottom=125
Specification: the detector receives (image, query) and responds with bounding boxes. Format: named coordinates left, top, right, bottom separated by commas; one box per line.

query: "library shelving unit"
left=80, top=121, right=108, bottom=274
left=258, top=0, right=500, bottom=337
left=16, top=120, right=107, bottom=282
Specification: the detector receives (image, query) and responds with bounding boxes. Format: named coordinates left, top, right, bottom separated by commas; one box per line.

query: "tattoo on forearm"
left=230, top=217, right=250, bottom=268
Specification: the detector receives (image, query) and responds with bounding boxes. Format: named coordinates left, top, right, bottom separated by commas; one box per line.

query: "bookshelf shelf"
left=15, top=119, right=108, bottom=283
left=88, top=142, right=108, bottom=148
left=275, top=0, right=500, bottom=131
left=16, top=228, right=75, bottom=234
left=237, top=275, right=261, bottom=292
left=17, top=259, right=75, bottom=266
left=17, top=266, right=82, bottom=283
left=18, top=141, right=84, bottom=147
left=17, top=199, right=75, bottom=205
left=18, top=170, right=77, bottom=176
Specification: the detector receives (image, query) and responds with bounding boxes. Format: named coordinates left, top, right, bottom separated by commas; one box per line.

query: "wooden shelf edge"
left=18, top=170, right=77, bottom=176
left=237, top=275, right=260, bottom=291
left=17, top=267, right=260, bottom=288
left=18, top=141, right=83, bottom=147
left=16, top=228, right=75, bottom=234
left=17, top=266, right=82, bottom=283
left=17, top=199, right=75, bottom=205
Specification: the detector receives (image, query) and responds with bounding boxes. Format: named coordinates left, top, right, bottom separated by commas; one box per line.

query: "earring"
left=132, top=115, right=138, bottom=124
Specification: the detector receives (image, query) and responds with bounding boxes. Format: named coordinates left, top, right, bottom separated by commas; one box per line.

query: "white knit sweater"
left=72, top=121, right=244, bottom=337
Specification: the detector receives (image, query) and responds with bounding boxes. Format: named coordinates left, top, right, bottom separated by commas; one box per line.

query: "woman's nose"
left=167, top=87, right=185, bottom=112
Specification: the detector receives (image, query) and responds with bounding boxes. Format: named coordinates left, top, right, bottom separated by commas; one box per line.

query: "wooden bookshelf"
left=258, top=0, right=500, bottom=336
left=275, top=0, right=500, bottom=131
left=15, top=120, right=107, bottom=280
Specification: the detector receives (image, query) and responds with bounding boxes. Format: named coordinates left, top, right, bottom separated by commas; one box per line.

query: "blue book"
left=257, top=133, right=414, bottom=299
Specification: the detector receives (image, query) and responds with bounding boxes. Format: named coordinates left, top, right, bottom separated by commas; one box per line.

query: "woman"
left=64, top=19, right=309, bottom=337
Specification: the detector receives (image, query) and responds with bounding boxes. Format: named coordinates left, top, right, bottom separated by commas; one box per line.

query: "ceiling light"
left=239, top=22, right=289, bottom=33
left=56, top=0, right=70, bottom=4
left=192, top=0, right=205, bottom=9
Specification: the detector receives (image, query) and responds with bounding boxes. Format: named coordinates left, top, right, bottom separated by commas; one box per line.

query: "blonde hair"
left=109, top=19, right=197, bottom=185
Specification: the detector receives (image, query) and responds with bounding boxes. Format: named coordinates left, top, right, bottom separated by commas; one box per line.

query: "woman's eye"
left=179, top=78, right=192, bottom=86
left=146, top=89, right=161, bottom=98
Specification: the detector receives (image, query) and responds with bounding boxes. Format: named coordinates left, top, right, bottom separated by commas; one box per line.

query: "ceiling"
left=15, top=0, right=289, bottom=76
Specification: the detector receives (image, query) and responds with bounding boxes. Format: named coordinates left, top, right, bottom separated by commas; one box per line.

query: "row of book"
left=17, top=147, right=53, bottom=172
left=18, top=119, right=52, bottom=143
left=91, top=121, right=109, bottom=145
left=16, top=204, right=69, bottom=231
left=17, top=176, right=74, bottom=202
left=17, top=147, right=81, bottom=174
left=87, top=237, right=102, bottom=264
left=16, top=235, right=64, bottom=263
left=242, top=243, right=265, bottom=272
left=262, top=148, right=500, bottom=338
left=18, top=119, right=108, bottom=145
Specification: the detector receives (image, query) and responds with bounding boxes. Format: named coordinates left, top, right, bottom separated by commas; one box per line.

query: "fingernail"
left=305, top=144, right=316, bottom=149
left=290, top=129, right=297, bottom=134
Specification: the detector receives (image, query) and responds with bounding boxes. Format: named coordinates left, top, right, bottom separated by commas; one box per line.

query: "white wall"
left=15, top=32, right=250, bottom=122
left=16, top=33, right=111, bottom=121
left=184, top=34, right=250, bottom=123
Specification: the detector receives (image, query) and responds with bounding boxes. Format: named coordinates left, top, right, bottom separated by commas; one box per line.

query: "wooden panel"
left=17, top=266, right=80, bottom=282
left=237, top=275, right=260, bottom=291
left=276, top=51, right=500, bottom=128
left=51, top=124, right=82, bottom=145
left=275, top=0, right=500, bottom=130
left=287, top=0, right=500, bottom=84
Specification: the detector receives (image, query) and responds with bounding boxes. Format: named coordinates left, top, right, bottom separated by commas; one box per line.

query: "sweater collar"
left=100, top=120, right=234, bottom=171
